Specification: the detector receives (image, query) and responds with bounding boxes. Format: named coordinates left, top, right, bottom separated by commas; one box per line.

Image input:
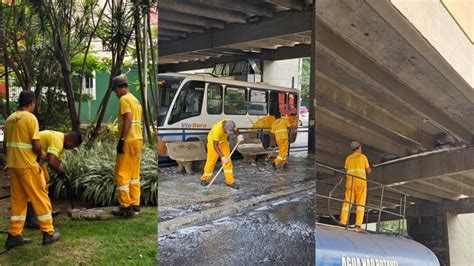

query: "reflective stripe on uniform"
left=117, top=185, right=129, bottom=191
left=224, top=170, right=233, bottom=174
left=341, top=207, right=349, bottom=211
left=37, top=213, right=52, bottom=221
left=47, top=146, right=60, bottom=155
left=130, top=179, right=140, bottom=185
left=274, top=129, right=287, bottom=134
left=131, top=120, right=142, bottom=125
left=356, top=206, right=365, bottom=211
left=203, top=173, right=213, bottom=176
left=347, top=168, right=366, bottom=174
left=277, top=156, right=283, bottom=160
left=6, top=142, right=32, bottom=149
left=10, top=215, right=26, bottom=221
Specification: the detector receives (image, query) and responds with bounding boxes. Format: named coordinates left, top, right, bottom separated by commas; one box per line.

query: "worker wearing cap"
left=200, top=120, right=244, bottom=190
left=270, top=112, right=292, bottom=170
left=110, top=76, right=143, bottom=218
left=3, top=90, right=60, bottom=250
left=25, top=130, right=83, bottom=229
left=340, top=141, right=371, bottom=232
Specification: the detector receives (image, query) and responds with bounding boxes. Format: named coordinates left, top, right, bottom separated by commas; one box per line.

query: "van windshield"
left=158, top=76, right=184, bottom=126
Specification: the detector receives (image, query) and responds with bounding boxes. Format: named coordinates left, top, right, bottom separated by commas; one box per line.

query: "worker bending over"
left=111, top=76, right=143, bottom=218
left=270, top=112, right=292, bottom=170
left=4, top=91, right=60, bottom=249
left=200, top=120, right=244, bottom=190
left=25, top=130, right=83, bottom=229
left=340, top=141, right=371, bottom=233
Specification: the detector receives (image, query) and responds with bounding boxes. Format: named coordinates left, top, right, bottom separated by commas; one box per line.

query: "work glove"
left=116, top=139, right=125, bottom=154
left=220, top=156, right=230, bottom=166
left=237, top=134, right=244, bottom=143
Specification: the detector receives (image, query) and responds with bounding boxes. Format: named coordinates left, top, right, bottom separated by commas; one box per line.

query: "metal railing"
left=316, top=162, right=408, bottom=236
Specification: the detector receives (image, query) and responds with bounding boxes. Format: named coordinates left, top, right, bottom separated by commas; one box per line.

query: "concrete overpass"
left=315, top=0, right=474, bottom=263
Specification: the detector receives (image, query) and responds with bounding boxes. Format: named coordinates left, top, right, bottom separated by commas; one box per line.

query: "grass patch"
left=0, top=207, right=157, bottom=265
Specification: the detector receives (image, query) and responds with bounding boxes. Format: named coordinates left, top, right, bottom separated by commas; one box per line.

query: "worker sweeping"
left=340, top=141, right=372, bottom=233
left=270, top=112, right=292, bottom=170
left=200, top=120, right=243, bottom=190
left=3, top=90, right=60, bottom=250
left=25, top=130, right=83, bottom=229
left=111, top=76, right=143, bottom=218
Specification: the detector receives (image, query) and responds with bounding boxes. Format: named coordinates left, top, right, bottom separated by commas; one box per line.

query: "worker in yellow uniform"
left=200, top=120, right=244, bottom=190
left=25, top=130, right=83, bottom=229
left=3, top=90, right=60, bottom=250
left=110, top=76, right=143, bottom=218
left=270, top=112, right=292, bottom=170
left=340, top=141, right=372, bottom=232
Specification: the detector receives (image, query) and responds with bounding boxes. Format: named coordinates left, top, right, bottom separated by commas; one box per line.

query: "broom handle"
left=207, top=141, right=241, bottom=188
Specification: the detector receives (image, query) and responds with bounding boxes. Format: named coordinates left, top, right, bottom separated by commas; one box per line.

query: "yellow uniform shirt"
left=345, top=151, right=370, bottom=180
left=4, top=111, right=40, bottom=168
left=39, top=130, right=64, bottom=159
left=118, top=93, right=143, bottom=141
left=207, top=119, right=237, bottom=144
left=271, top=118, right=291, bottom=141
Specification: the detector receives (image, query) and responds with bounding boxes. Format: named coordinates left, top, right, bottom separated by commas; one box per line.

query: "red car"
left=300, top=105, right=308, bottom=114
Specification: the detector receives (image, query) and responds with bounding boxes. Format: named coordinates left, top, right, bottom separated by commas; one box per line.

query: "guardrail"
left=316, top=162, right=408, bottom=236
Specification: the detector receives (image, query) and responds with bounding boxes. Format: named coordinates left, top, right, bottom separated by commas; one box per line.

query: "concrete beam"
left=414, top=181, right=463, bottom=200
left=159, top=21, right=204, bottom=33
left=159, top=29, right=187, bottom=38
left=159, top=10, right=225, bottom=29
left=316, top=19, right=473, bottom=143
left=317, top=107, right=407, bottom=156
left=316, top=74, right=436, bottom=150
left=160, top=9, right=311, bottom=56
left=371, top=147, right=474, bottom=186
left=192, top=0, right=274, bottom=18
left=159, top=44, right=310, bottom=72
left=158, top=0, right=248, bottom=23
left=428, top=177, right=474, bottom=197
left=397, top=186, right=443, bottom=203
left=263, top=0, right=305, bottom=11
left=316, top=149, right=344, bottom=167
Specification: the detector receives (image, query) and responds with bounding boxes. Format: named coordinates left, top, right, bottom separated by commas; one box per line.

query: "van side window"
left=288, top=93, right=298, bottom=116
left=249, top=89, right=267, bottom=115
left=207, top=83, right=222, bottom=115
left=169, top=81, right=205, bottom=125
left=224, top=86, right=247, bottom=115
left=269, top=91, right=287, bottom=116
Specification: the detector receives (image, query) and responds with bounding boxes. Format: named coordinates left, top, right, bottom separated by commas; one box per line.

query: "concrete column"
left=407, top=213, right=450, bottom=265
left=446, top=212, right=474, bottom=265
left=308, top=0, right=316, bottom=154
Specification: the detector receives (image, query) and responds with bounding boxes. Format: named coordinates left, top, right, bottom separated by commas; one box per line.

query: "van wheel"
left=186, top=137, right=199, bottom=142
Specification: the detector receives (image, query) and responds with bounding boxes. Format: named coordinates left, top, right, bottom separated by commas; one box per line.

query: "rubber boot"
left=227, top=183, right=240, bottom=190
left=111, top=206, right=135, bottom=218
left=42, top=231, right=61, bottom=245
left=25, top=202, right=40, bottom=230
left=200, top=180, right=209, bottom=186
left=5, top=234, right=32, bottom=249
left=132, top=205, right=141, bottom=213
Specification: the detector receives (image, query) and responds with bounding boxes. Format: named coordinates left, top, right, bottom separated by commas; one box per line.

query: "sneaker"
left=271, top=162, right=277, bottom=170
left=4, top=234, right=32, bottom=249
left=111, top=206, right=136, bottom=218
left=42, top=231, right=61, bottom=245
left=200, top=180, right=209, bottom=186
left=131, top=205, right=141, bottom=213
left=227, top=183, right=240, bottom=190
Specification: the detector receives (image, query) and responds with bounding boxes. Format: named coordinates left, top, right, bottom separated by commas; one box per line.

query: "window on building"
left=82, top=73, right=96, bottom=100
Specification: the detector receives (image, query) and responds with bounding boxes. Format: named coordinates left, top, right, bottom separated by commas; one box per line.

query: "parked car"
left=299, top=112, right=309, bottom=127
left=300, top=105, right=308, bottom=115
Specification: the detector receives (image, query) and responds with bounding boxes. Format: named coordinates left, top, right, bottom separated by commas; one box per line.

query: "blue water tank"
left=316, top=224, right=439, bottom=266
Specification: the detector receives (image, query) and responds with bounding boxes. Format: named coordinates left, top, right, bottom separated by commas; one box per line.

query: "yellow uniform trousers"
left=274, top=139, right=289, bottom=166
left=200, top=141, right=234, bottom=185
left=114, top=139, right=142, bottom=207
left=340, top=179, right=367, bottom=226
left=9, top=167, right=54, bottom=235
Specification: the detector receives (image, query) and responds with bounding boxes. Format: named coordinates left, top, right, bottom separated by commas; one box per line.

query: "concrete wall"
left=262, top=59, right=302, bottom=89
left=447, top=212, right=474, bottom=265
left=390, top=0, right=474, bottom=88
